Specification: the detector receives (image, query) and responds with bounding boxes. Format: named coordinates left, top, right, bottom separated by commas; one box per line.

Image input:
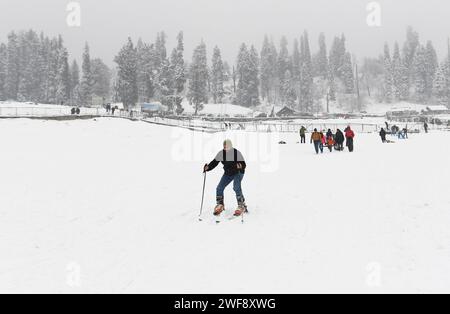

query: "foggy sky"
left=1, top=0, right=449, bottom=66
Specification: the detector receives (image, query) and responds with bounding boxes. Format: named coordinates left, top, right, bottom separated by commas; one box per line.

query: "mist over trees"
left=0, top=30, right=111, bottom=107
left=1, top=27, right=450, bottom=112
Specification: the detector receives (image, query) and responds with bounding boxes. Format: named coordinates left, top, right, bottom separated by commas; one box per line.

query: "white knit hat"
left=223, top=139, right=233, bottom=148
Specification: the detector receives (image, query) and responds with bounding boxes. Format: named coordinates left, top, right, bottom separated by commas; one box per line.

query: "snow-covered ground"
left=0, top=118, right=449, bottom=293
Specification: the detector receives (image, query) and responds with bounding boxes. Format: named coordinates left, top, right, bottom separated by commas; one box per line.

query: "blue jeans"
left=216, top=173, right=245, bottom=202
left=313, top=141, right=323, bottom=154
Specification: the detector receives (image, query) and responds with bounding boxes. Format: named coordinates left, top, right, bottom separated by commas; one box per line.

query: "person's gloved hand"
left=237, top=163, right=243, bottom=170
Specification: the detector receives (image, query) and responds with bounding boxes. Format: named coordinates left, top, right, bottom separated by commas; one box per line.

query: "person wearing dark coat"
left=379, top=128, right=387, bottom=143
left=299, top=126, right=307, bottom=144
left=334, top=129, right=345, bottom=151
left=204, top=139, right=247, bottom=217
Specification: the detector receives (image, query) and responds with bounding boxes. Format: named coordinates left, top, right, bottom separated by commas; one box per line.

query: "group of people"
left=379, top=122, right=430, bottom=143
left=379, top=126, right=408, bottom=142
left=70, top=107, right=81, bottom=115
left=306, top=126, right=355, bottom=154
left=105, top=103, right=118, bottom=115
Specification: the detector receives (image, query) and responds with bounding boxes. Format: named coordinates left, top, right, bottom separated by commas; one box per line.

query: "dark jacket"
left=335, top=130, right=345, bottom=144
left=207, top=149, right=246, bottom=176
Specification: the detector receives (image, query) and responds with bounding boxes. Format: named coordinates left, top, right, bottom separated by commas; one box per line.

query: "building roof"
left=276, top=106, right=300, bottom=117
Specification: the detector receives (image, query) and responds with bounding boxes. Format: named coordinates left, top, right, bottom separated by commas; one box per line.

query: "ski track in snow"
left=0, top=118, right=449, bottom=293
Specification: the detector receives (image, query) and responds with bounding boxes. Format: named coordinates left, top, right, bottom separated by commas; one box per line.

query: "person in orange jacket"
left=326, top=129, right=335, bottom=152
left=310, top=129, right=323, bottom=154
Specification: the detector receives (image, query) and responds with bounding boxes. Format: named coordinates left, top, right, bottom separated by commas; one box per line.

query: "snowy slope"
left=0, top=118, right=449, bottom=293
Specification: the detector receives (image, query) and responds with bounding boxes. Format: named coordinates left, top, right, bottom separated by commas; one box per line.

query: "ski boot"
left=214, top=196, right=225, bottom=216
left=234, top=197, right=248, bottom=217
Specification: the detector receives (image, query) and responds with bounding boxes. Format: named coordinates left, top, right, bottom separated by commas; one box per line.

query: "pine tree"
left=443, top=40, right=450, bottom=108
left=260, top=35, right=272, bottom=102
left=56, top=47, right=70, bottom=105
left=329, top=34, right=346, bottom=79
left=383, top=43, right=393, bottom=102
left=27, top=31, right=44, bottom=102
left=269, top=39, right=279, bottom=103
left=413, top=45, right=427, bottom=102
left=70, top=60, right=80, bottom=104
left=136, top=38, right=148, bottom=102
left=114, top=37, right=138, bottom=109
left=341, top=52, right=355, bottom=94
left=188, top=41, right=208, bottom=114
left=44, top=38, right=61, bottom=104
left=425, top=41, right=438, bottom=98
left=136, top=40, right=156, bottom=102
left=282, top=70, right=297, bottom=107
left=0, top=43, right=6, bottom=100
left=236, top=43, right=251, bottom=107
left=5, top=31, right=20, bottom=100
left=235, top=44, right=260, bottom=107
left=392, top=42, right=404, bottom=101
left=91, top=58, right=111, bottom=99
left=173, top=31, right=186, bottom=94
left=169, top=31, right=186, bottom=113
left=291, top=39, right=301, bottom=83
left=278, top=37, right=291, bottom=103
left=80, top=43, right=93, bottom=106
left=155, top=32, right=167, bottom=68
left=315, top=33, right=329, bottom=79
left=299, top=31, right=314, bottom=112
left=433, top=65, right=448, bottom=106
left=248, top=45, right=260, bottom=106
left=211, top=46, right=225, bottom=103
left=402, top=27, right=420, bottom=75
left=157, top=58, right=173, bottom=107
left=328, top=65, right=336, bottom=101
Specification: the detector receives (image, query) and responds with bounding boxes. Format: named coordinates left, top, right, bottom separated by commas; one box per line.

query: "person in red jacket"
left=344, top=126, right=355, bottom=152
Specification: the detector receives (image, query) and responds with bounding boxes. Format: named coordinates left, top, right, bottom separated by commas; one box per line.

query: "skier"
left=203, top=140, right=248, bottom=217
left=112, top=106, right=116, bottom=115
left=335, top=129, right=345, bottom=151
left=424, top=122, right=429, bottom=133
left=299, top=126, right=307, bottom=144
left=345, top=126, right=355, bottom=152
left=310, top=129, right=323, bottom=154
left=379, top=128, right=387, bottom=143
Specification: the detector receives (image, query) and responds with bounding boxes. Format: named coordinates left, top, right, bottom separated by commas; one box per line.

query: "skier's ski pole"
left=198, top=171, right=207, bottom=221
